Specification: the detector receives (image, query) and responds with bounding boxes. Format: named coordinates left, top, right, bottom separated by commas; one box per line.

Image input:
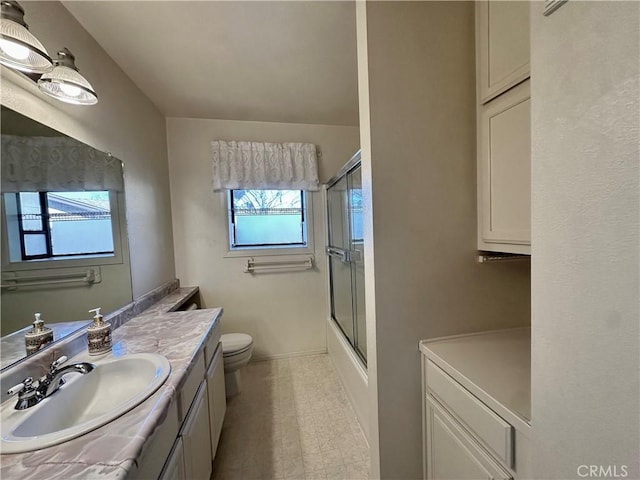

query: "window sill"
left=4, top=253, right=123, bottom=271
left=224, top=245, right=314, bottom=259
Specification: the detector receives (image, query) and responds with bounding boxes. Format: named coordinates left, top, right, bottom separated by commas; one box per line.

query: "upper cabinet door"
left=477, top=1, right=530, bottom=104
left=478, top=80, right=531, bottom=253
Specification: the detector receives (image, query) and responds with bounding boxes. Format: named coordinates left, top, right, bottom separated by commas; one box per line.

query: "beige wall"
left=357, top=2, right=532, bottom=477
left=0, top=1, right=175, bottom=300
left=530, top=2, right=639, bottom=478
left=166, top=117, right=359, bottom=359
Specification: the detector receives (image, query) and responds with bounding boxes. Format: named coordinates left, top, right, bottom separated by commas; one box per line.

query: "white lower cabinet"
left=206, top=343, right=226, bottom=457
left=159, top=438, right=185, bottom=480
left=423, top=360, right=521, bottom=480
left=135, top=325, right=227, bottom=480
left=181, top=383, right=212, bottom=480
left=427, top=397, right=512, bottom=480
left=421, top=332, right=532, bottom=480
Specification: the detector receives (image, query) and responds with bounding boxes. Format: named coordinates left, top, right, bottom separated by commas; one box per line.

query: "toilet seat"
left=221, top=333, right=253, bottom=357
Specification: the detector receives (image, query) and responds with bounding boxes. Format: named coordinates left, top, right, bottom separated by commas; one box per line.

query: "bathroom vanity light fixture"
left=38, top=48, right=98, bottom=105
left=0, top=0, right=52, bottom=73
left=1, top=1, right=97, bottom=105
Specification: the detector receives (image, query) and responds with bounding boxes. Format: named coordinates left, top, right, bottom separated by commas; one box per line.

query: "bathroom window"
left=227, top=189, right=309, bottom=251
left=3, top=191, right=115, bottom=261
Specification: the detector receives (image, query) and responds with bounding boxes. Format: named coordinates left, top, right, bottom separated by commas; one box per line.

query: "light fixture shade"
left=38, top=48, right=97, bottom=105
left=0, top=1, right=52, bottom=73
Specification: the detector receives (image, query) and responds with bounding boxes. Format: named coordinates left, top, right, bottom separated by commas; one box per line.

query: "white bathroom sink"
left=0, top=353, right=171, bottom=454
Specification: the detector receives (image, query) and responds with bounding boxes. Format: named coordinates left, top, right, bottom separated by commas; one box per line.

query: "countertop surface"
left=0, top=288, right=221, bottom=479
left=420, top=327, right=531, bottom=431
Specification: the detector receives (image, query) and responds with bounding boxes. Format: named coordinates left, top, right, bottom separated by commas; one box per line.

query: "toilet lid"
left=221, top=333, right=253, bottom=354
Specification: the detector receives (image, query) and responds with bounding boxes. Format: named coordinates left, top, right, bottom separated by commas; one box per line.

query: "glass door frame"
left=326, top=150, right=366, bottom=365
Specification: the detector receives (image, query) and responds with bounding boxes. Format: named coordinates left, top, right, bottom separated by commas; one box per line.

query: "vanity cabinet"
left=180, top=382, right=212, bottom=480
left=423, top=360, right=516, bottom=480
left=159, top=438, right=185, bottom=480
left=206, top=342, right=226, bottom=456
left=476, top=0, right=530, bottom=104
left=137, top=318, right=226, bottom=480
left=421, top=330, right=532, bottom=480
left=426, top=397, right=511, bottom=480
left=476, top=0, right=531, bottom=254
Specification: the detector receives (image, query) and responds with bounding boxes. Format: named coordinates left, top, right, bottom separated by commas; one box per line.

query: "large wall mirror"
left=0, top=106, right=133, bottom=370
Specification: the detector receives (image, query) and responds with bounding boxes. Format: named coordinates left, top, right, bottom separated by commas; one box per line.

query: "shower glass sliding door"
left=327, top=154, right=366, bottom=364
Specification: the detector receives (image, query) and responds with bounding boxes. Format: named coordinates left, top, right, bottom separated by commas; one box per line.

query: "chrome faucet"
left=37, top=358, right=95, bottom=399
left=7, top=356, right=95, bottom=410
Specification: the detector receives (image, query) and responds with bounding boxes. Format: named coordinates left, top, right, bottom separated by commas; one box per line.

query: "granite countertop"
left=0, top=295, right=222, bottom=479
left=140, top=286, right=200, bottom=315
left=420, top=327, right=531, bottom=433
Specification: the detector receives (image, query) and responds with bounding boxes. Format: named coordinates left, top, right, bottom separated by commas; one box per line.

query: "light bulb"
left=59, top=82, right=82, bottom=97
left=0, top=38, right=30, bottom=60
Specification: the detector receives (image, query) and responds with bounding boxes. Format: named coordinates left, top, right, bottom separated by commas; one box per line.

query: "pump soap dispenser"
left=87, top=307, right=112, bottom=355
left=25, top=313, right=54, bottom=355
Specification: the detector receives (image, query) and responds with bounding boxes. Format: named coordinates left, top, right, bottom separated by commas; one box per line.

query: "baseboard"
left=251, top=348, right=328, bottom=362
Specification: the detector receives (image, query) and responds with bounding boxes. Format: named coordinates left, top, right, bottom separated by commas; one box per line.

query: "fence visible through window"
left=229, top=190, right=307, bottom=249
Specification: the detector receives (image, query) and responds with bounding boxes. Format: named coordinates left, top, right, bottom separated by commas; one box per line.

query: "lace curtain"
left=1, top=135, right=124, bottom=193
left=211, top=140, right=319, bottom=191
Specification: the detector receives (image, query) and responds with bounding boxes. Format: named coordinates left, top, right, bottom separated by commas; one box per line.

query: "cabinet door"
left=180, top=382, right=212, bottom=480
left=206, top=342, right=226, bottom=458
left=477, top=0, right=530, bottom=103
left=426, top=397, right=512, bottom=480
left=160, top=438, right=186, bottom=480
left=478, top=80, right=531, bottom=254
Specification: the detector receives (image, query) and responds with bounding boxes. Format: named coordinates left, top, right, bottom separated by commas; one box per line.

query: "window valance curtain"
left=211, top=140, right=319, bottom=191
left=1, top=135, right=124, bottom=193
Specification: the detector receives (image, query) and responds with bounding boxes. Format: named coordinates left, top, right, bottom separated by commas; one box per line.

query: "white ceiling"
left=63, top=1, right=359, bottom=126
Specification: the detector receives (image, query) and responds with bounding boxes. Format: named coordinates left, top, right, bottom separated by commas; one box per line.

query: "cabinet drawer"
left=178, top=349, right=205, bottom=422
left=204, top=319, right=221, bottom=368
left=427, top=396, right=512, bottom=480
left=426, top=360, right=513, bottom=468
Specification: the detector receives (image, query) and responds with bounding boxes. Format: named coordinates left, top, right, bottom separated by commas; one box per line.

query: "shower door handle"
left=326, top=246, right=350, bottom=262
left=326, top=246, right=361, bottom=263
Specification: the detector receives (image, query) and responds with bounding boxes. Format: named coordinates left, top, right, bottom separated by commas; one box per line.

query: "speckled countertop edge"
left=0, top=290, right=222, bottom=479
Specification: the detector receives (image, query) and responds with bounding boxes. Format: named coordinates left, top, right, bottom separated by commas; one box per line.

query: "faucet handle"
left=50, top=355, right=68, bottom=370
left=8, top=377, right=42, bottom=410
left=7, top=377, right=34, bottom=396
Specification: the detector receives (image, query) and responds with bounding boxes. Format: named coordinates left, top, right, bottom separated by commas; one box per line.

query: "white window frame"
left=224, top=189, right=314, bottom=258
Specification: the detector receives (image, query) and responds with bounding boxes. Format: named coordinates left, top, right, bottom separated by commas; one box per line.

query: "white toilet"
left=220, top=333, right=253, bottom=397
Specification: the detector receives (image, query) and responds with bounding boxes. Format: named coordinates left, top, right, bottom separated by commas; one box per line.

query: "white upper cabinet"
left=478, top=80, right=531, bottom=253
left=476, top=0, right=531, bottom=254
left=476, top=1, right=530, bottom=104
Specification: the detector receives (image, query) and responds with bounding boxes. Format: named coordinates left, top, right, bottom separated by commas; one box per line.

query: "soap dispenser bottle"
left=25, top=312, right=54, bottom=355
left=87, top=307, right=112, bottom=355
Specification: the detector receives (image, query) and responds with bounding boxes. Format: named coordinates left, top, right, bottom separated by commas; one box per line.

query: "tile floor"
left=212, top=354, right=369, bottom=480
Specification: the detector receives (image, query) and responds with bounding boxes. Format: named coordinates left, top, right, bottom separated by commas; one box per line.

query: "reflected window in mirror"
left=1, top=106, right=133, bottom=367
left=5, top=191, right=116, bottom=261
